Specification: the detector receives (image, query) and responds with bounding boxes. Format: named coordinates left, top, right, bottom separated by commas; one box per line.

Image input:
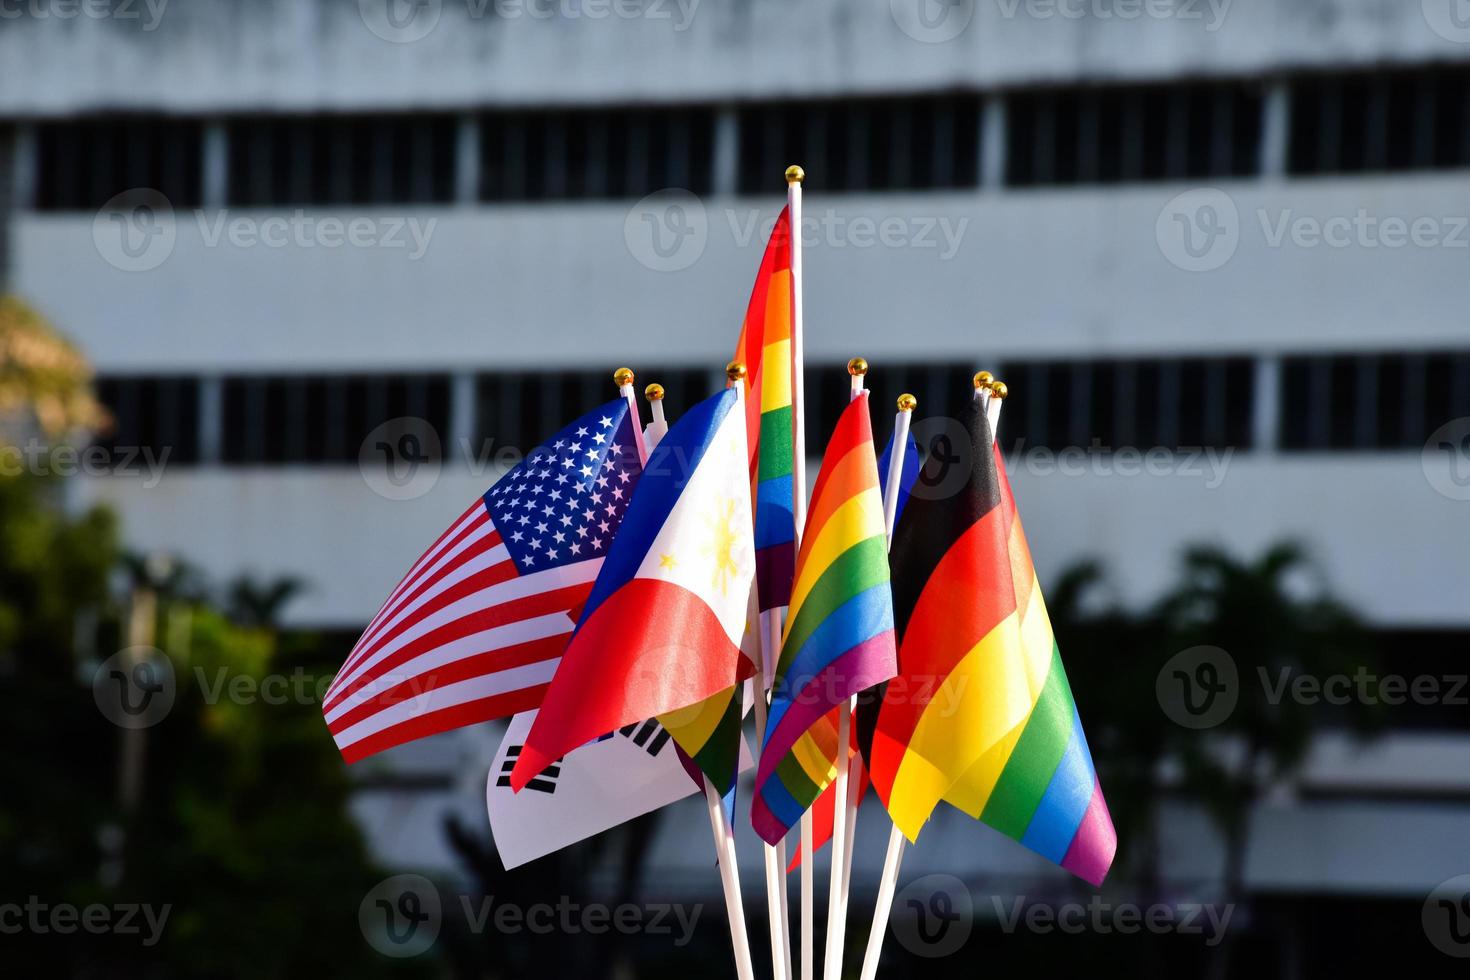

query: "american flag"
left=324, top=399, right=643, bottom=763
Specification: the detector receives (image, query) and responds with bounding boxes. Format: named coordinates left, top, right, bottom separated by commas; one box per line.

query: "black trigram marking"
left=496, top=744, right=561, bottom=794
left=617, top=719, right=671, bottom=757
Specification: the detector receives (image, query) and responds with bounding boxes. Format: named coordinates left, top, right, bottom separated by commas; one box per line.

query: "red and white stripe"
left=324, top=499, right=600, bottom=763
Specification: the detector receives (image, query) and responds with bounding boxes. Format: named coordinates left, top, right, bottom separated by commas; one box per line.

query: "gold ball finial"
left=897, top=393, right=918, bottom=412
left=613, top=367, right=635, bottom=388
left=785, top=165, right=805, bottom=185
left=973, top=370, right=994, bottom=389
left=644, top=383, right=665, bottom=402
left=989, top=381, right=1009, bottom=400
left=726, top=360, right=748, bottom=383
left=847, top=357, right=869, bottom=377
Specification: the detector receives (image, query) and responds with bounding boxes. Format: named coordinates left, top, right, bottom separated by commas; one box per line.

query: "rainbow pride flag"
left=732, top=207, right=796, bottom=613
left=751, top=392, right=897, bottom=845
left=863, top=397, right=1115, bottom=885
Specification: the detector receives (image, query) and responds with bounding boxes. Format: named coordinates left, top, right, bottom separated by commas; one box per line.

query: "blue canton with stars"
left=481, top=399, right=643, bottom=574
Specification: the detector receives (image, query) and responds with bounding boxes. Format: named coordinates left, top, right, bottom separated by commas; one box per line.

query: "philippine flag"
left=509, top=385, right=757, bottom=792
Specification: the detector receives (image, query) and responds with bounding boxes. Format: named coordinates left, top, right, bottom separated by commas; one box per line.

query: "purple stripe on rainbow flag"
left=1060, top=777, right=1117, bottom=886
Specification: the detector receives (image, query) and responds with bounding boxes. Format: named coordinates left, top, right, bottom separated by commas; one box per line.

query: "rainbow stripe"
left=941, top=513, right=1115, bottom=885
left=867, top=397, right=1115, bottom=884
left=733, top=207, right=795, bottom=612
left=659, top=680, right=744, bottom=805
left=751, top=392, right=897, bottom=845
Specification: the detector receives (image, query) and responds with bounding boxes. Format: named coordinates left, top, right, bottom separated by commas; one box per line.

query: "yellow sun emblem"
left=702, top=496, right=743, bottom=596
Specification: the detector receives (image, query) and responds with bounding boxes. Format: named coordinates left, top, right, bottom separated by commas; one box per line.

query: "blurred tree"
left=1, top=308, right=419, bottom=978
left=226, top=573, right=309, bottom=629
left=1157, top=542, right=1375, bottom=980
left=0, top=295, right=107, bottom=443
left=1055, top=543, right=1374, bottom=980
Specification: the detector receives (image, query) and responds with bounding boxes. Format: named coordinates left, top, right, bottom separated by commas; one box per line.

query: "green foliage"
left=1053, top=541, right=1374, bottom=898
left=0, top=473, right=426, bottom=978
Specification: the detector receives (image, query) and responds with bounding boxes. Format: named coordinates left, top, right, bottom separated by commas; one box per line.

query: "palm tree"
left=1157, top=542, right=1376, bottom=980
left=226, top=574, right=309, bottom=629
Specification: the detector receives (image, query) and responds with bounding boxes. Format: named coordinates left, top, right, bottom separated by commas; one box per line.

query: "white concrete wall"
left=67, top=448, right=1469, bottom=627
left=15, top=175, right=1470, bottom=375
left=3, top=0, right=1470, bottom=116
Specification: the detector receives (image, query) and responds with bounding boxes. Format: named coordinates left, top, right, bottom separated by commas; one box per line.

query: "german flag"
left=860, top=396, right=1115, bottom=885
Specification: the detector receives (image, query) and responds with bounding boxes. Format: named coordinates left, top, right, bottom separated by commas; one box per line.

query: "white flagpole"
left=642, top=382, right=670, bottom=449
left=859, top=374, right=1004, bottom=980
left=728, top=358, right=793, bottom=980
left=615, top=367, right=649, bottom=464
left=837, top=389, right=917, bottom=973
left=785, top=163, right=814, bottom=980
left=705, top=777, right=757, bottom=980
left=821, top=358, right=868, bottom=980
left=700, top=362, right=757, bottom=980
left=752, top=656, right=792, bottom=980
